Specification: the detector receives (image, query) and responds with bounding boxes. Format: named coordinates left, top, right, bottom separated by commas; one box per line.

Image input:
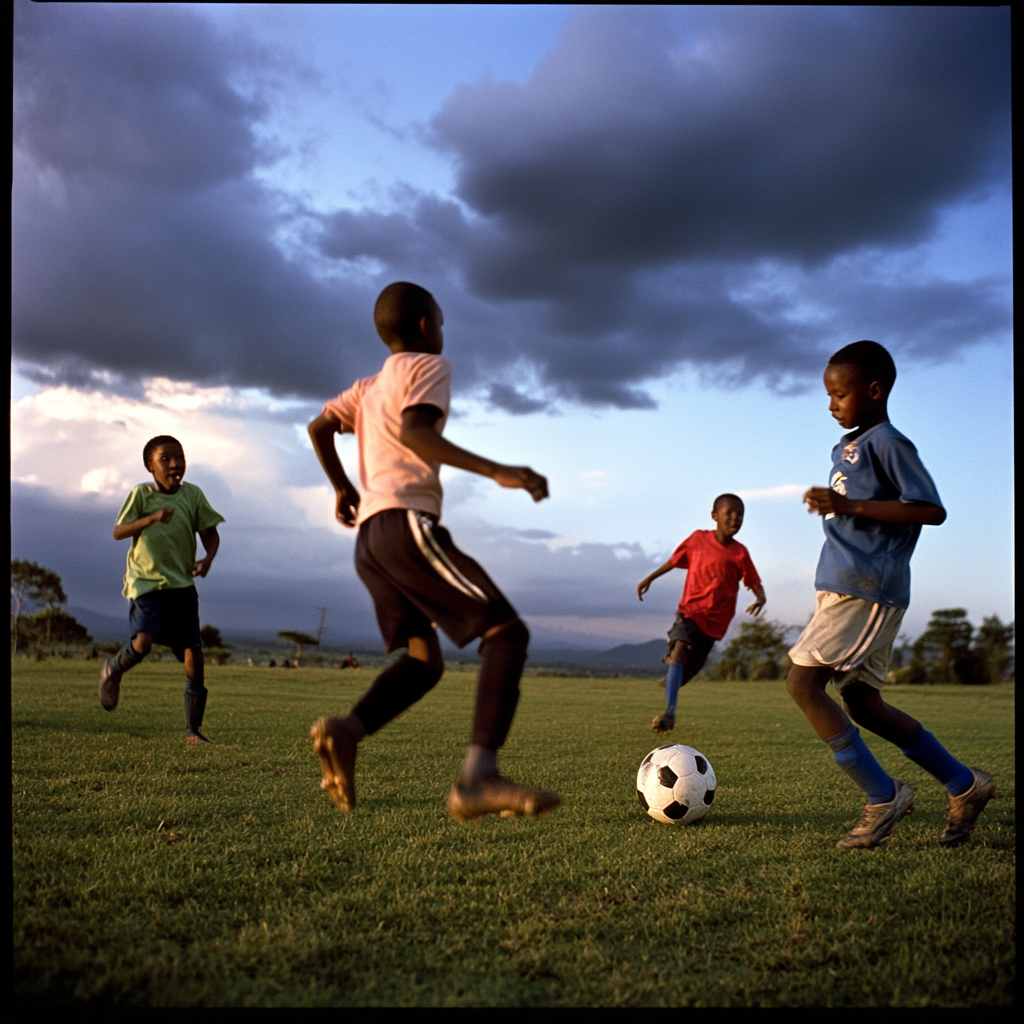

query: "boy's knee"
left=132, top=632, right=155, bottom=655
left=667, top=641, right=690, bottom=664
left=481, top=618, right=529, bottom=654
left=184, top=646, right=205, bottom=687
left=407, top=635, right=444, bottom=678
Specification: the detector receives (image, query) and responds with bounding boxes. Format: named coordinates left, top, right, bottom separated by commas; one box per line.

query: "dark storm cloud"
left=13, top=1, right=384, bottom=398
left=12, top=4, right=1010, bottom=409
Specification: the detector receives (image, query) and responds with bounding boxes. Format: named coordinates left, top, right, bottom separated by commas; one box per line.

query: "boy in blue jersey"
left=786, top=341, right=996, bottom=849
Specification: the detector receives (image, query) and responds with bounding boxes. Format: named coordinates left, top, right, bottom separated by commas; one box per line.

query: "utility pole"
left=315, top=606, right=328, bottom=647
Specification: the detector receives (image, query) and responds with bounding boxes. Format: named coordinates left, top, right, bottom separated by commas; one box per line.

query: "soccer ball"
left=636, top=744, right=716, bottom=825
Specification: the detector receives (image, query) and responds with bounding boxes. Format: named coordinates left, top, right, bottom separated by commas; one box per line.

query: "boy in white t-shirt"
left=307, top=281, right=561, bottom=823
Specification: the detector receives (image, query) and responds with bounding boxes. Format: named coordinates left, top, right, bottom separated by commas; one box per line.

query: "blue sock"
left=901, top=727, right=974, bottom=797
left=827, top=725, right=895, bottom=804
left=664, top=663, right=686, bottom=715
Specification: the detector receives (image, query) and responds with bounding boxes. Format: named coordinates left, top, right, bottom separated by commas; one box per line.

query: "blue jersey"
left=814, top=422, right=943, bottom=609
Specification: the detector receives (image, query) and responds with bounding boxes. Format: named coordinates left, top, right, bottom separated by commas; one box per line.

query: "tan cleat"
left=98, top=660, right=122, bottom=712
left=836, top=778, right=915, bottom=849
left=941, top=768, right=997, bottom=847
left=652, top=713, right=675, bottom=734
left=448, top=775, right=561, bottom=824
left=311, top=716, right=357, bottom=813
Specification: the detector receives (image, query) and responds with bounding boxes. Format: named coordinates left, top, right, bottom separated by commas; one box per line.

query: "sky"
left=11, top=3, right=1012, bottom=651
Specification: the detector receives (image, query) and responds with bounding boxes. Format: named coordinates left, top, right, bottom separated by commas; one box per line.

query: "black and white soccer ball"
left=636, top=744, right=716, bottom=825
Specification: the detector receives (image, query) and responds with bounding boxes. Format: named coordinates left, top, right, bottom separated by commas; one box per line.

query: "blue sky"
left=12, top=4, right=1012, bottom=649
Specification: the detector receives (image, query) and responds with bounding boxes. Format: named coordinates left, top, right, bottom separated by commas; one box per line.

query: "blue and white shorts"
left=788, top=591, right=905, bottom=691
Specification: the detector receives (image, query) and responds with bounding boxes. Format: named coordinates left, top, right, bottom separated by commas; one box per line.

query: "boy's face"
left=824, top=363, right=884, bottom=430
left=711, top=500, right=744, bottom=538
left=147, top=443, right=186, bottom=493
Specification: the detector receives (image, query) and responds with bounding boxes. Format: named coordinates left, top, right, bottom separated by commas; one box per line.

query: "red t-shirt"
left=668, top=530, right=762, bottom=640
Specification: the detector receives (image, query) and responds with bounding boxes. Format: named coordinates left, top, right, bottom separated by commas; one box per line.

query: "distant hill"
left=67, top=606, right=127, bottom=642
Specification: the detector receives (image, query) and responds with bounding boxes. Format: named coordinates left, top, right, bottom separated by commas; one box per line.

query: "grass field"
left=12, top=659, right=1015, bottom=1007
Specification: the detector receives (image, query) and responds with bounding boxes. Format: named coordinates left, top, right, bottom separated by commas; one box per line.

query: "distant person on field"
left=787, top=340, right=996, bottom=849
left=307, top=281, right=560, bottom=823
left=637, top=495, right=766, bottom=734
left=98, top=436, right=224, bottom=744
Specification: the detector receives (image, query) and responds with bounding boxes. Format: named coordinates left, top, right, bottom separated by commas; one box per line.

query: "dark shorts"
left=356, top=509, right=518, bottom=651
left=667, top=614, right=717, bottom=674
left=129, top=586, right=202, bottom=662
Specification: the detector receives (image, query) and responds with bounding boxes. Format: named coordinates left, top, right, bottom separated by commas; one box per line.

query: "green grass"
left=12, top=660, right=1015, bottom=1007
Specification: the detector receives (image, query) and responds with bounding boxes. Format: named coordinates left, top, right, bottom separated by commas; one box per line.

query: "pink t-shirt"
left=668, top=530, right=762, bottom=639
left=323, top=352, right=451, bottom=525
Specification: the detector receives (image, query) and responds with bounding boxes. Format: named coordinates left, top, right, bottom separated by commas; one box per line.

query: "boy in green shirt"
left=98, top=435, right=224, bottom=744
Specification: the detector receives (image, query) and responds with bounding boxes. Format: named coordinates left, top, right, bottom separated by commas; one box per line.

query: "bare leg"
left=785, top=664, right=850, bottom=740
left=842, top=681, right=921, bottom=747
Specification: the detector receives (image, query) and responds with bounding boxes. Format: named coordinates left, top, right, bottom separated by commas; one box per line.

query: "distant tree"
left=278, top=631, right=319, bottom=665
left=911, top=608, right=973, bottom=684
left=13, top=609, right=92, bottom=653
left=971, top=615, right=1014, bottom=683
left=712, top=619, right=795, bottom=681
left=11, top=559, right=68, bottom=654
left=200, top=625, right=226, bottom=649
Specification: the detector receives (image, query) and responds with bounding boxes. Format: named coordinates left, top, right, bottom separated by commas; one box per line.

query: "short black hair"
left=143, top=435, right=183, bottom=468
left=828, top=340, right=897, bottom=393
left=712, top=493, right=743, bottom=512
left=373, top=281, right=436, bottom=343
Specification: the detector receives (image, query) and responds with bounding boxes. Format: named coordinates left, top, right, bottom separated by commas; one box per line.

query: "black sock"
left=352, top=654, right=443, bottom=736
left=185, top=681, right=208, bottom=733
left=112, top=638, right=146, bottom=673
left=471, top=620, right=529, bottom=750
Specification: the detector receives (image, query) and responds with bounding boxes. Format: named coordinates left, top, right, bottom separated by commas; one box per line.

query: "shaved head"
left=713, top=493, right=743, bottom=512
left=373, top=282, right=437, bottom=345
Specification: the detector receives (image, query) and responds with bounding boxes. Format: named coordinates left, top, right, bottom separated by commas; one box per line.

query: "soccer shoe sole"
left=651, top=714, right=675, bottom=734
left=98, top=662, right=121, bottom=712
left=940, top=767, right=998, bottom=847
left=448, top=777, right=562, bottom=824
left=311, top=716, right=357, bottom=813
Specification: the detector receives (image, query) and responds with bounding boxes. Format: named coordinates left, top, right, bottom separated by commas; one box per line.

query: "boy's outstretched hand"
left=746, top=586, right=767, bottom=617
left=493, top=466, right=548, bottom=502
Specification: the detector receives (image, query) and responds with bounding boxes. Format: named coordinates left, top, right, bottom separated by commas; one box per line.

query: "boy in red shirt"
left=637, top=494, right=766, bottom=733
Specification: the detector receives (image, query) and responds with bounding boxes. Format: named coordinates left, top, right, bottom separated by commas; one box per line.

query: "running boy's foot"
left=98, top=661, right=122, bottom=712
left=836, top=778, right=915, bottom=849
left=311, top=716, right=357, bottom=812
left=185, top=730, right=213, bottom=745
left=652, top=713, right=675, bottom=734
left=448, top=775, right=561, bottom=823
left=941, top=767, right=997, bottom=847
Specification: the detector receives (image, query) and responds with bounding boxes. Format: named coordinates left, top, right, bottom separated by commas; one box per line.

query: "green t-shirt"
left=116, top=482, right=225, bottom=599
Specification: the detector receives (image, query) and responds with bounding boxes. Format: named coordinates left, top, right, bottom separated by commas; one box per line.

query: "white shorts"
left=788, top=592, right=905, bottom=692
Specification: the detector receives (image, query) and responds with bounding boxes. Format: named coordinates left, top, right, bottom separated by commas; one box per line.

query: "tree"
left=278, top=631, right=319, bottom=665
left=11, top=559, right=68, bottom=654
left=911, top=608, right=973, bottom=684
left=971, top=615, right=1014, bottom=683
left=200, top=625, right=225, bottom=649
left=712, top=619, right=795, bottom=681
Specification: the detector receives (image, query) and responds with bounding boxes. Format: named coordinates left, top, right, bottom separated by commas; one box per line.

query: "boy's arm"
left=112, top=508, right=174, bottom=540
left=803, top=488, right=946, bottom=525
left=746, top=584, right=766, bottom=617
left=400, top=405, right=548, bottom=501
left=637, top=560, right=677, bottom=601
left=193, top=526, right=220, bottom=578
left=308, top=412, right=362, bottom=526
